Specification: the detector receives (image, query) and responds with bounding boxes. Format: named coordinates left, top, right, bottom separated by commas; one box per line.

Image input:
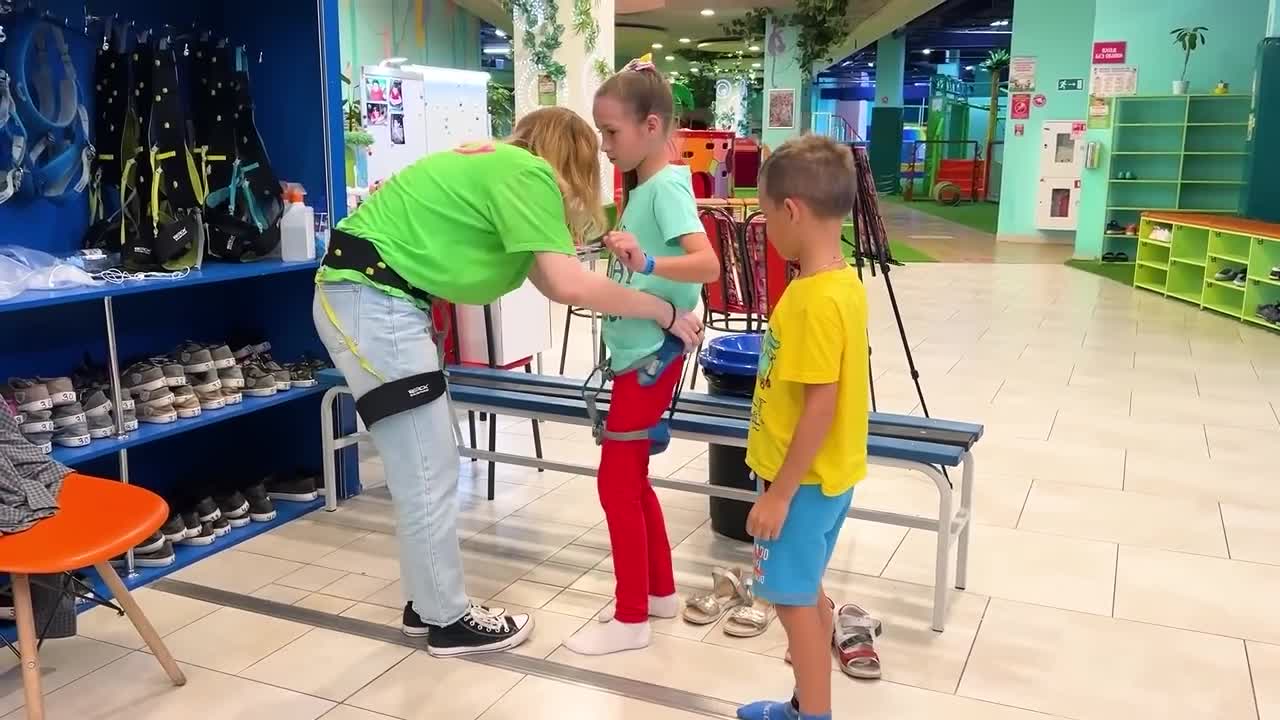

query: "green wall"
left=1073, top=0, right=1269, bottom=257
left=994, top=0, right=1096, bottom=244
left=763, top=18, right=806, bottom=150
left=338, top=0, right=485, bottom=80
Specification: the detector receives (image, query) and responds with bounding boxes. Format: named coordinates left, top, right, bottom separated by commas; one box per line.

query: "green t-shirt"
left=320, top=142, right=575, bottom=305
left=603, top=165, right=705, bottom=372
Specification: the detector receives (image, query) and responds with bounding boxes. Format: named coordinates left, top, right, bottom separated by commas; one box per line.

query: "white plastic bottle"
left=280, top=188, right=316, bottom=262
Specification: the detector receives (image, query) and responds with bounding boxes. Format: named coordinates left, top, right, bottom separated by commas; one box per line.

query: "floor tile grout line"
left=951, top=596, right=991, bottom=696
left=1245, top=640, right=1263, bottom=720
left=1218, top=503, right=1234, bottom=560
left=1110, top=544, right=1120, bottom=618
left=1014, top=480, right=1034, bottom=529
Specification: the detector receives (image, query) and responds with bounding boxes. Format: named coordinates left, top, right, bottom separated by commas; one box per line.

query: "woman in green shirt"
left=312, top=107, right=703, bottom=658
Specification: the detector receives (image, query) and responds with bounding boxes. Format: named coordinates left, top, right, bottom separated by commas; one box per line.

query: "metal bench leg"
left=487, top=414, right=498, bottom=501
left=931, top=467, right=955, bottom=633
left=96, top=562, right=186, bottom=687
left=956, top=453, right=975, bottom=590
left=321, top=387, right=341, bottom=512
left=467, top=411, right=478, bottom=462
left=558, top=306, right=575, bottom=375
left=526, top=363, right=544, bottom=472
left=12, top=574, right=44, bottom=720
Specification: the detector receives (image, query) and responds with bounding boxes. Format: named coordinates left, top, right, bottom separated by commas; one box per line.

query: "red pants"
left=597, top=357, right=684, bottom=624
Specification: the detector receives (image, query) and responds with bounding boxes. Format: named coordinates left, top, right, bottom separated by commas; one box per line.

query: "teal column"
left=762, top=16, right=804, bottom=150
left=1270, top=0, right=1279, bottom=35
left=874, top=32, right=905, bottom=106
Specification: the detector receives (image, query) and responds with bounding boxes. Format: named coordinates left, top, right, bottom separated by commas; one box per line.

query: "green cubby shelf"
left=1132, top=212, right=1280, bottom=333
left=1100, top=96, right=1249, bottom=253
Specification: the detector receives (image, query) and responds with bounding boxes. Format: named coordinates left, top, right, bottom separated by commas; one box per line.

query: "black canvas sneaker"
left=264, top=471, right=319, bottom=502
left=402, top=602, right=506, bottom=639
left=111, top=539, right=177, bottom=569
left=179, top=520, right=217, bottom=546
left=216, top=491, right=252, bottom=527
left=193, top=497, right=222, bottom=523
left=161, top=514, right=189, bottom=542
left=243, top=482, right=278, bottom=522
left=136, top=531, right=166, bottom=555
left=210, top=515, right=232, bottom=538
left=422, top=605, right=533, bottom=657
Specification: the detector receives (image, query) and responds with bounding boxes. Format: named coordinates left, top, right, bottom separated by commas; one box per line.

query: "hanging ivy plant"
left=788, top=0, right=850, bottom=76
left=720, top=8, right=770, bottom=44
left=572, top=0, right=600, bottom=53
left=502, top=0, right=567, bottom=81
left=593, top=58, right=612, bottom=82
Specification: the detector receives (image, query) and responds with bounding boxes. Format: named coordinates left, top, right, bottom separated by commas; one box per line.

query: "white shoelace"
left=465, top=605, right=509, bottom=633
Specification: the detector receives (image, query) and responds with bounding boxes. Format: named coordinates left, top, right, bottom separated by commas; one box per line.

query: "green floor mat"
left=733, top=187, right=758, bottom=199
left=1065, top=259, right=1136, bottom=285
left=882, top=193, right=999, bottom=235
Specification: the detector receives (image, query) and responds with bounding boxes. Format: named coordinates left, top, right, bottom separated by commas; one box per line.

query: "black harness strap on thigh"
left=356, top=370, right=448, bottom=428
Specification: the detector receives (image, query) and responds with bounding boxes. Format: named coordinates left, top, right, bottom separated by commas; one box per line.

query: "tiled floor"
left=7, top=261, right=1280, bottom=719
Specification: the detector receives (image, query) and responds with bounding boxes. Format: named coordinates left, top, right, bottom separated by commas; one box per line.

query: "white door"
left=1035, top=178, right=1080, bottom=230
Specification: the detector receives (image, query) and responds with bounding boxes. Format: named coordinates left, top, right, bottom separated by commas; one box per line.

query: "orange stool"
left=0, top=473, right=186, bottom=719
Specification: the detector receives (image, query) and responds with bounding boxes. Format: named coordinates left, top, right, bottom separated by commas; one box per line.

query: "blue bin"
left=698, top=333, right=761, bottom=543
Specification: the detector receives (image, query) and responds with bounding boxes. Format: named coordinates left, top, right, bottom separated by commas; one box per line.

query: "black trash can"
left=698, top=334, right=763, bottom=543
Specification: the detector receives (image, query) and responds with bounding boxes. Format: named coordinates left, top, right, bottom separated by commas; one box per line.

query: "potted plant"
left=1171, top=26, right=1207, bottom=95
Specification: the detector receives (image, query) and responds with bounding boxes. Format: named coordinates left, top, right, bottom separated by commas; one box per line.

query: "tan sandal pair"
left=682, top=567, right=776, bottom=638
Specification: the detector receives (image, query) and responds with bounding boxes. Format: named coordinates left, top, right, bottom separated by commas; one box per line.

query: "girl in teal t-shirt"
left=562, top=59, right=721, bottom=657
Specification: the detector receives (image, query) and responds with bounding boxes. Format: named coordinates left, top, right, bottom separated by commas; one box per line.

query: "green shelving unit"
left=1101, top=95, right=1251, bottom=259
left=1133, top=212, right=1280, bottom=333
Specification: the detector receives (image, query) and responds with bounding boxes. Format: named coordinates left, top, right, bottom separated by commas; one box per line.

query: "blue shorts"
left=751, top=480, right=853, bottom=607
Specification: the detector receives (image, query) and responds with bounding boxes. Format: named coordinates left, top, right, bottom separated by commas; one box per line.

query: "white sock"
left=598, top=593, right=681, bottom=623
left=565, top=619, right=652, bottom=656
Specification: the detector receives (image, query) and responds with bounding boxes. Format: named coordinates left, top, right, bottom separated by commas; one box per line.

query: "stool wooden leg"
left=93, top=563, right=187, bottom=687
left=12, top=574, right=44, bottom=720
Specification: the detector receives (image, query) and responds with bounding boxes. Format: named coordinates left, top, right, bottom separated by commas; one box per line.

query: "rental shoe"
left=187, top=370, right=223, bottom=394
left=131, top=385, right=175, bottom=408
left=149, top=357, right=188, bottom=387
left=135, top=531, right=167, bottom=555
left=121, top=406, right=139, bottom=432
left=195, top=385, right=226, bottom=411
left=77, top=387, right=112, bottom=418
left=1104, top=220, right=1123, bottom=235
left=1215, top=266, right=1239, bottom=281
left=173, top=342, right=216, bottom=374
left=264, top=471, right=319, bottom=502
left=19, top=409, right=55, bottom=435
left=87, top=412, right=115, bottom=439
left=230, top=333, right=272, bottom=363
left=193, top=497, right=222, bottom=523
left=249, top=356, right=292, bottom=392
left=424, top=606, right=533, bottom=657
left=121, top=362, right=166, bottom=394
left=179, top=521, right=216, bottom=546
left=206, top=342, right=237, bottom=370
left=137, top=401, right=178, bottom=425
left=3, top=379, right=53, bottom=412
left=220, top=387, right=243, bottom=406
left=242, top=482, right=277, bottom=522
left=1234, top=270, right=1248, bottom=287
left=1271, top=266, right=1280, bottom=280
left=242, top=364, right=278, bottom=398
left=210, top=515, right=232, bottom=537
left=218, top=365, right=245, bottom=389
left=171, top=386, right=203, bottom=419
left=216, top=491, right=252, bottom=528
left=52, top=422, right=92, bottom=448
left=52, top=402, right=87, bottom=428
left=25, top=432, right=53, bottom=454
left=161, top=514, right=189, bottom=542
left=37, top=377, right=78, bottom=406
left=110, top=539, right=177, bottom=569
left=286, top=362, right=318, bottom=388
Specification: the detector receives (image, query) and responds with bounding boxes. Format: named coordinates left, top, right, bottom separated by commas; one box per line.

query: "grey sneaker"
left=187, top=371, right=223, bottom=394
left=87, top=412, right=115, bottom=439
left=121, top=362, right=166, bottom=393
left=218, top=365, right=245, bottom=389
left=242, top=364, right=278, bottom=397
left=52, top=402, right=88, bottom=428
left=173, top=342, right=215, bottom=373
left=52, top=422, right=92, bottom=448
left=77, top=388, right=112, bottom=417
left=149, top=357, right=188, bottom=387
left=121, top=407, right=139, bottom=432
left=37, top=377, right=78, bottom=406
left=253, top=358, right=292, bottom=391
left=131, top=386, right=176, bottom=408
left=221, top=387, right=243, bottom=405
left=206, top=343, right=237, bottom=370
left=25, top=432, right=53, bottom=454
left=171, top=386, right=203, bottom=419
left=3, top=379, right=53, bottom=412
left=137, top=401, right=178, bottom=425
left=19, top=409, right=55, bottom=435
left=195, top=385, right=226, bottom=411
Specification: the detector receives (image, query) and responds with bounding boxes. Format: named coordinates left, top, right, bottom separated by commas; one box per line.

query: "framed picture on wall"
left=767, top=89, right=795, bottom=129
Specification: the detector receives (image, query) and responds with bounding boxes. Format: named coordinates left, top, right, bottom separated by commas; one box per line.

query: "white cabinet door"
left=1035, top=178, right=1080, bottom=230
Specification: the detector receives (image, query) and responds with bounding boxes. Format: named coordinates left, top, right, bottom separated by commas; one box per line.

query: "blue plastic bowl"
left=705, top=333, right=762, bottom=366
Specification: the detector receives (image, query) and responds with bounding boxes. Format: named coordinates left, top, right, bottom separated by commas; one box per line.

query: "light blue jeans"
left=312, top=281, right=468, bottom=626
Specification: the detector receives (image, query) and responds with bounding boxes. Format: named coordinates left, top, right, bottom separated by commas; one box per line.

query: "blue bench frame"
left=317, top=366, right=979, bottom=632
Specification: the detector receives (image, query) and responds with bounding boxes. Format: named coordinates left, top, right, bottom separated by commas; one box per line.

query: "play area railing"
left=903, top=139, right=983, bottom=203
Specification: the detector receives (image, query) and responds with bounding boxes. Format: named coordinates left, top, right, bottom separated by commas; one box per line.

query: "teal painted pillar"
left=762, top=16, right=805, bottom=150
left=937, top=63, right=959, bottom=77
left=875, top=33, right=905, bottom=106
left=1270, top=0, right=1279, bottom=35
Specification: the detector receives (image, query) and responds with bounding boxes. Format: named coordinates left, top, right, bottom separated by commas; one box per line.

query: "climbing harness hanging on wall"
left=146, top=35, right=206, bottom=270
left=83, top=18, right=131, bottom=250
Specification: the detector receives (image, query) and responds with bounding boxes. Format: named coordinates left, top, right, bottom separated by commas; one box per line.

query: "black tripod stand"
left=845, top=146, right=936, bottom=428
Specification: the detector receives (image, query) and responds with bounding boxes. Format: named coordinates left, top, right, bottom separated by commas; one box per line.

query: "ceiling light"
left=751, top=62, right=761, bottom=68
left=698, top=42, right=711, bottom=48
left=652, top=42, right=663, bottom=49
left=965, top=65, right=975, bottom=70
left=701, top=8, right=715, bottom=16
left=749, top=45, right=760, bottom=52
left=666, top=55, right=675, bottom=61
left=922, top=48, right=931, bottom=54
left=679, top=37, right=691, bottom=44
left=869, top=61, right=875, bottom=67
left=495, top=29, right=507, bottom=38
left=690, top=67, right=701, bottom=73
left=483, top=45, right=512, bottom=55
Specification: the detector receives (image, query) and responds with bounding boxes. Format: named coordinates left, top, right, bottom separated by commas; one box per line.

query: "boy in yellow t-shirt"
left=739, top=136, right=869, bottom=720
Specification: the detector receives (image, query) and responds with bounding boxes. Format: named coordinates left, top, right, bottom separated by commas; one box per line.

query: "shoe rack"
left=1134, top=211, right=1280, bottom=333
left=0, top=0, right=348, bottom=595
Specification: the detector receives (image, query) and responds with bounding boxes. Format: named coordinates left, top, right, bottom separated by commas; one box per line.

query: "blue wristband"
left=641, top=254, right=656, bottom=275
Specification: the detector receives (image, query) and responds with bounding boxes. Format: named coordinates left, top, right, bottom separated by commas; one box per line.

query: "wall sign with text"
left=1092, top=41, right=1127, bottom=64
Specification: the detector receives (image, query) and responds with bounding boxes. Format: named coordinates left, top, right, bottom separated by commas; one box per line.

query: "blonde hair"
left=509, top=107, right=606, bottom=242
left=760, top=135, right=857, bottom=220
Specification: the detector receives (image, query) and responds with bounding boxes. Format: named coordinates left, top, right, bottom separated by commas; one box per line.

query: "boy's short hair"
left=759, top=135, right=857, bottom=220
